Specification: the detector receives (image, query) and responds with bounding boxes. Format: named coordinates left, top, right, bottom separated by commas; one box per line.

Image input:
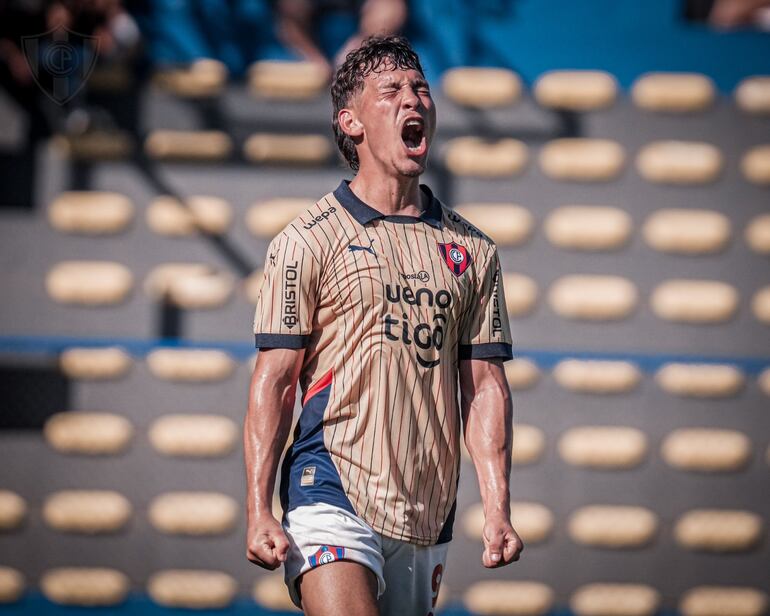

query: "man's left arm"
left=460, top=358, right=523, bottom=568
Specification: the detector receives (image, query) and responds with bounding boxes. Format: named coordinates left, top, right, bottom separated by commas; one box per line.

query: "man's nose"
left=402, top=85, right=420, bottom=109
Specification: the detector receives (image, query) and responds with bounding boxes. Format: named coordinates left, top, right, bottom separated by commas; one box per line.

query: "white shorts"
left=283, top=503, right=449, bottom=615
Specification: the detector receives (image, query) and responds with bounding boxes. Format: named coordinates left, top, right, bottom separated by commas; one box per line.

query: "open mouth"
left=401, top=117, right=427, bottom=156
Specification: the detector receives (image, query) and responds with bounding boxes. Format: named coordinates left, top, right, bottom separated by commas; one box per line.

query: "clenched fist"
left=482, top=513, right=524, bottom=568
left=246, top=514, right=291, bottom=570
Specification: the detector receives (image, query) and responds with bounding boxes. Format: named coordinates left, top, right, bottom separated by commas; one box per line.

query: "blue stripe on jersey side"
left=279, top=382, right=356, bottom=517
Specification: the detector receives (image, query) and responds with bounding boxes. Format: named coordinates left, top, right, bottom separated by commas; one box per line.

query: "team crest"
left=437, top=242, right=472, bottom=277
left=308, top=545, right=345, bottom=568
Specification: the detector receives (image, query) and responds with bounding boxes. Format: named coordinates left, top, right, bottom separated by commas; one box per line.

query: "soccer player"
left=244, top=35, right=523, bottom=615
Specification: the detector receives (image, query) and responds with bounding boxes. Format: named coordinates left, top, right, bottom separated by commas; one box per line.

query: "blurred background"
left=0, top=0, right=769, bottom=614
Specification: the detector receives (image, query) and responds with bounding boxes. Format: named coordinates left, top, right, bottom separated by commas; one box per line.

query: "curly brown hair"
left=331, top=35, right=425, bottom=171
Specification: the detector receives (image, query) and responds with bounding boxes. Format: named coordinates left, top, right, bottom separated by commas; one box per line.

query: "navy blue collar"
left=333, top=180, right=444, bottom=230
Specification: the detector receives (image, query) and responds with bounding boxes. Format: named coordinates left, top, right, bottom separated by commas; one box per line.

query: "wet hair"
left=331, top=35, right=424, bottom=171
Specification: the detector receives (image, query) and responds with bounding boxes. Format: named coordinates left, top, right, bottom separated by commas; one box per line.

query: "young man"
left=244, top=35, right=523, bottom=616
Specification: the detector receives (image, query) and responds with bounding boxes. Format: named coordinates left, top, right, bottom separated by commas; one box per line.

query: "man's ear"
left=338, top=108, right=364, bottom=138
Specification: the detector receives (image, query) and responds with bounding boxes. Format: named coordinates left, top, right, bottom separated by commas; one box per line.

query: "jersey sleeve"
left=459, top=247, right=513, bottom=361
left=253, top=232, right=320, bottom=349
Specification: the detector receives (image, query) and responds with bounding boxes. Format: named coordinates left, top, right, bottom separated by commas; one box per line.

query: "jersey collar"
left=333, top=180, right=444, bottom=230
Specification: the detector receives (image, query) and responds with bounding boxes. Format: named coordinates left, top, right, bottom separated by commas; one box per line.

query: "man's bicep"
left=459, top=357, right=508, bottom=400
left=251, top=347, right=305, bottom=393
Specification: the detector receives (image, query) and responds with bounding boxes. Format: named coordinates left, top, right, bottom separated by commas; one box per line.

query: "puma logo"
left=348, top=239, right=376, bottom=257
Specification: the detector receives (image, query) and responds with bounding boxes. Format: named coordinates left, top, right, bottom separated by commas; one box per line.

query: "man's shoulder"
left=270, top=192, right=344, bottom=249
left=438, top=202, right=496, bottom=249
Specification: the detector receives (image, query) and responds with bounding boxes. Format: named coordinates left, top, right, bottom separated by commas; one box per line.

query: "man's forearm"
left=243, top=364, right=297, bottom=520
left=462, top=376, right=513, bottom=517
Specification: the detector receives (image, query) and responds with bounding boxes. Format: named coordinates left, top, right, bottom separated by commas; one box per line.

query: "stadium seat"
left=462, top=501, right=553, bottom=544
left=534, top=70, right=617, bottom=111
left=548, top=275, right=638, bottom=321
left=453, top=203, right=533, bottom=246
left=502, top=273, right=538, bottom=316
left=636, top=141, right=723, bottom=184
left=49, top=192, right=134, bottom=235
left=147, top=196, right=233, bottom=236
left=253, top=572, right=300, bottom=612
left=153, top=59, right=228, bottom=98
left=631, top=72, right=715, bottom=113
left=570, top=583, right=660, bottom=616
left=147, top=570, right=237, bottom=609
left=149, top=414, right=237, bottom=457
left=246, top=198, right=315, bottom=238
left=752, top=286, right=770, bottom=324
left=148, top=492, right=238, bottom=535
left=0, top=491, right=26, bottom=531
left=52, top=131, right=133, bottom=160
left=144, top=130, right=233, bottom=161
left=539, top=139, right=625, bottom=182
left=735, top=76, right=770, bottom=114
left=568, top=505, right=658, bottom=548
left=243, top=269, right=264, bottom=303
left=679, top=586, right=768, bottom=616
left=544, top=205, right=631, bottom=251
left=43, top=412, right=133, bottom=456
left=661, top=428, right=751, bottom=472
left=441, top=67, right=521, bottom=108
left=0, top=567, right=24, bottom=604
left=42, top=490, right=132, bottom=534
left=552, top=360, right=642, bottom=393
left=674, top=509, right=762, bottom=553
left=740, top=145, right=770, bottom=185
left=46, top=261, right=133, bottom=306
left=444, top=137, right=528, bottom=177
left=144, top=263, right=234, bottom=309
left=761, top=368, right=770, bottom=396
left=40, top=567, right=129, bottom=606
left=59, top=347, right=132, bottom=380
left=243, top=133, right=332, bottom=165
left=249, top=61, right=328, bottom=100
left=745, top=213, right=770, bottom=254
left=655, top=363, right=745, bottom=398
left=463, top=581, right=554, bottom=616
left=642, top=209, right=731, bottom=255
left=146, top=348, right=235, bottom=382
left=650, top=280, right=738, bottom=324
left=558, top=426, right=647, bottom=469
left=511, top=424, right=546, bottom=465
left=504, top=358, right=541, bottom=390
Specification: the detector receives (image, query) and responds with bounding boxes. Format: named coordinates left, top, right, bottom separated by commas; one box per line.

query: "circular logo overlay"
left=449, top=248, right=464, bottom=264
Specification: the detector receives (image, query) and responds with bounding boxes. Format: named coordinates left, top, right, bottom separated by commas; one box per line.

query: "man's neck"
left=348, top=169, right=423, bottom=217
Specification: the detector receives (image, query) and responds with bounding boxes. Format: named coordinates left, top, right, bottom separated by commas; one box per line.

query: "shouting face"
left=339, top=62, right=436, bottom=178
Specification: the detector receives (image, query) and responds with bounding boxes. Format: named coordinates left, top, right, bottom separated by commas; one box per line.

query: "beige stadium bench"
left=661, top=428, right=751, bottom=472
left=501, top=273, right=538, bottom=317
left=46, top=261, right=133, bottom=306
left=548, top=275, right=638, bottom=321
left=243, top=133, right=332, bottom=165
left=146, top=348, right=236, bottom=382
left=655, top=363, right=745, bottom=398
left=571, top=583, right=660, bottom=616
left=253, top=572, right=301, bottom=613
left=462, top=501, right=553, bottom=544
left=59, top=347, right=132, bottom=380
left=144, top=263, right=234, bottom=310
left=504, top=358, right=541, bottom=391
left=539, top=139, right=625, bottom=181
left=558, top=426, right=648, bottom=469
left=153, top=59, right=228, bottom=98
left=464, top=581, right=554, bottom=616
left=735, top=76, right=770, bottom=114
left=642, top=209, right=731, bottom=255
left=632, top=72, right=715, bottom=112
left=148, top=570, right=237, bottom=609
left=534, top=70, right=617, bottom=111
left=680, top=586, right=768, bottom=616
left=40, top=568, right=129, bottom=607
left=0, top=567, right=25, bottom=604
left=148, top=492, right=238, bottom=535
left=745, top=213, right=770, bottom=254
left=453, top=203, right=533, bottom=246
left=544, top=205, right=631, bottom=251
left=444, top=137, right=528, bottom=177
left=674, top=509, right=763, bottom=553
left=249, top=60, right=328, bottom=100
left=442, top=67, right=522, bottom=108
left=741, top=145, right=770, bottom=185
left=147, top=196, right=232, bottom=236
left=149, top=414, right=237, bottom=458
left=44, top=411, right=133, bottom=455
left=246, top=198, right=316, bottom=238
left=144, top=130, right=233, bottom=161
left=52, top=131, right=133, bottom=160
left=636, top=141, right=723, bottom=184
left=552, top=360, right=642, bottom=394
left=42, top=490, right=132, bottom=534
left=48, top=191, right=134, bottom=235
left=568, top=505, right=658, bottom=548
left=650, top=279, right=738, bottom=324
left=0, top=490, right=26, bottom=531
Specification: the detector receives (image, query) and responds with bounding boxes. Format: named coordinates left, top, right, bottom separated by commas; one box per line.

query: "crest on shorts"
left=437, top=242, right=472, bottom=277
left=308, top=545, right=345, bottom=567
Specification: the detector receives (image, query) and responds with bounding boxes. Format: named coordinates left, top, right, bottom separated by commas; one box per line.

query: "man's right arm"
left=243, top=347, right=304, bottom=570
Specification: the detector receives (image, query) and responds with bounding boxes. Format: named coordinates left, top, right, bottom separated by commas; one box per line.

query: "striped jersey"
left=253, top=180, right=512, bottom=546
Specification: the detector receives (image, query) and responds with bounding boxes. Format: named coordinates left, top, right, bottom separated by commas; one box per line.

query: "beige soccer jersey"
left=253, top=180, right=512, bottom=546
